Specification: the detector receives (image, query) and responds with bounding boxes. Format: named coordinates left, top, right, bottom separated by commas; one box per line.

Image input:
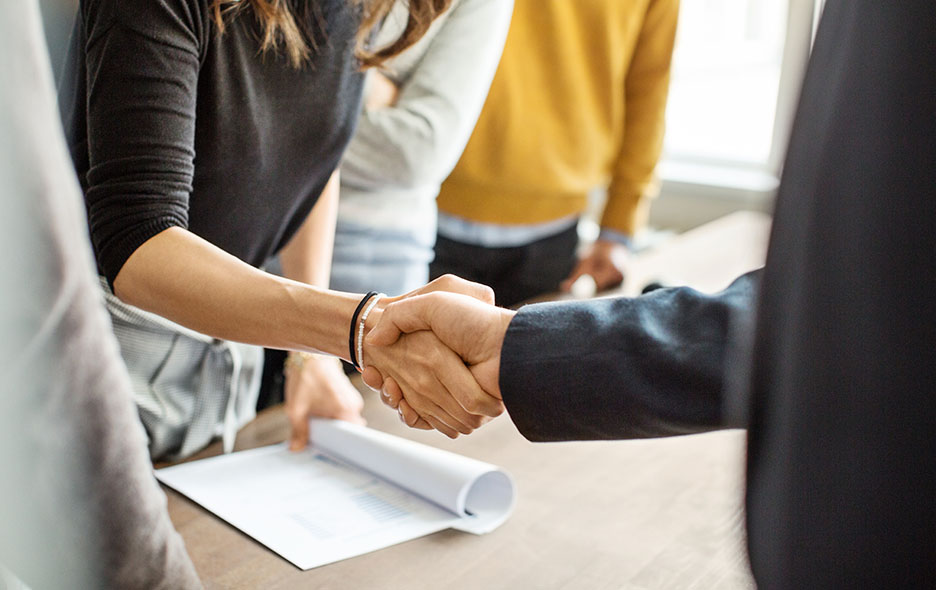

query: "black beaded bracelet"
left=349, top=291, right=379, bottom=371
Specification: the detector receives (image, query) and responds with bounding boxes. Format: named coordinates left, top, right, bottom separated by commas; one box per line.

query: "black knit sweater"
left=60, top=0, right=364, bottom=285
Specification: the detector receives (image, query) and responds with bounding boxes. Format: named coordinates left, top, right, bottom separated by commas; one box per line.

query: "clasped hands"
left=360, top=275, right=516, bottom=439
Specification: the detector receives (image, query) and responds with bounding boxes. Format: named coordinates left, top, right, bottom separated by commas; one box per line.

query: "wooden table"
left=165, top=211, right=772, bottom=590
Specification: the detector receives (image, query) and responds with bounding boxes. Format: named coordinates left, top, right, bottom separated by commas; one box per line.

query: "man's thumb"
left=366, top=299, right=433, bottom=346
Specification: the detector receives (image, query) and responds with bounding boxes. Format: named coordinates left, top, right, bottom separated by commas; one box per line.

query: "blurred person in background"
left=331, top=0, right=512, bottom=297
left=432, top=0, right=679, bottom=307
left=0, top=1, right=200, bottom=586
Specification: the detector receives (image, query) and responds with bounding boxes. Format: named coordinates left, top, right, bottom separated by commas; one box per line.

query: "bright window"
left=649, top=0, right=819, bottom=228
left=664, top=0, right=789, bottom=169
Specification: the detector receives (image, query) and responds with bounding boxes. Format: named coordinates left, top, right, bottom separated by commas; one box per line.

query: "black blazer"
left=500, top=1, right=935, bottom=588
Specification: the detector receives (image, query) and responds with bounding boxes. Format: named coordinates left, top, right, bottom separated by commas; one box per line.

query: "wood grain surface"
left=163, top=211, right=771, bottom=589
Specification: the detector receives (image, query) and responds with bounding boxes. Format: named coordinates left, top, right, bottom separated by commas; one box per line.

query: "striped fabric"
left=100, top=279, right=262, bottom=461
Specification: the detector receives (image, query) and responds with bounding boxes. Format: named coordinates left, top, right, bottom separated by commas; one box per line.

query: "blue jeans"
left=330, top=219, right=434, bottom=296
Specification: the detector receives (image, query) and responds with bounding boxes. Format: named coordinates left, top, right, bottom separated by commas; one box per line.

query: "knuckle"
left=465, top=414, right=484, bottom=429
left=287, top=411, right=306, bottom=427
left=462, top=395, right=481, bottom=415
left=426, top=348, right=444, bottom=366
left=382, top=300, right=401, bottom=317
left=480, top=284, right=495, bottom=304
left=414, top=374, right=433, bottom=393
left=409, top=396, right=431, bottom=415
left=438, top=274, right=457, bottom=288
left=429, top=419, right=452, bottom=438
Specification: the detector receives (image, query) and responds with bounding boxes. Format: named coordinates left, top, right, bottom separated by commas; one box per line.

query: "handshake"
left=360, top=276, right=517, bottom=439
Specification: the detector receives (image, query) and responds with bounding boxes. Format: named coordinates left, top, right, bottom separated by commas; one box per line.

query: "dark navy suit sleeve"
left=499, top=271, right=757, bottom=441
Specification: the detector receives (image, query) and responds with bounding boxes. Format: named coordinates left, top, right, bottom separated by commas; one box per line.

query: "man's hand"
left=285, top=354, right=365, bottom=451
left=382, top=273, right=496, bottom=307
left=362, top=328, right=501, bottom=438
left=363, top=292, right=515, bottom=435
left=561, top=239, right=630, bottom=293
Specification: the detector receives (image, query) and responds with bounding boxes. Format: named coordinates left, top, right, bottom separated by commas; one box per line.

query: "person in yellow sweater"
left=431, top=0, right=679, bottom=307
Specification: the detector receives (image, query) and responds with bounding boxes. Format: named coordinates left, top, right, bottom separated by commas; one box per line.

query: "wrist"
left=284, top=350, right=314, bottom=373
left=597, top=228, right=634, bottom=249
left=278, top=282, right=366, bottom=362
left=358, top=305, right=382, bottom=370
left=350, top=292, right=385, bottom=372
left=285, top=351, right=340, bottom=374
left=487, top=308, right=515, bottom=399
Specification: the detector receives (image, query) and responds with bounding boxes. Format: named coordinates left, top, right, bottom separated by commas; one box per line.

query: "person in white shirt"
left=330, top=0, right=513, bottom=296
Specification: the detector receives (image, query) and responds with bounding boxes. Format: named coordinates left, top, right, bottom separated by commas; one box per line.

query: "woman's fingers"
left=380, top=376, right=403, bottom=409
left=361, top=365, right=385, bottom=392
left=398, top=399, right=432, bottom=430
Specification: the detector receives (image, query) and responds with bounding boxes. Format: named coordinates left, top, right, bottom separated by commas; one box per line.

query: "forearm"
left=500, top=271, right=758, bottom=441
left=113, top=226, right=358, bottom=359
left=603, top=85, right=666, bottom=234
left=603, top=0, right=679, bottom=234
left=275, top=172, right=365, bottom=447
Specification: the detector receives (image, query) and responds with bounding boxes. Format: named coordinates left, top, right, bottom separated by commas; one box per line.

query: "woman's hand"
left=285, top=354, right=364, bottom=451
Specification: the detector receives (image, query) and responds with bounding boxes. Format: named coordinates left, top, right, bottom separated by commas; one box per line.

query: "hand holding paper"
left=157, top=419, right=516, bottom=570
left=285, top=354, right=365, bottom=451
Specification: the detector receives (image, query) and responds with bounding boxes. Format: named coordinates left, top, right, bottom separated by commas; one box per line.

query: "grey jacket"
left=0, top=3, right=201, bottom=587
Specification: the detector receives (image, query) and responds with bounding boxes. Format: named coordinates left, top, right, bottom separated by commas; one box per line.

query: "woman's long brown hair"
left=211, top=0, right=453, bottom=68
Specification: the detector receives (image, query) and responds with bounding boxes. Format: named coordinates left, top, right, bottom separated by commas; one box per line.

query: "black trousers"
left=257, top=349, right=286, bottom=411
left=430, top=223, right=579, bottom=308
